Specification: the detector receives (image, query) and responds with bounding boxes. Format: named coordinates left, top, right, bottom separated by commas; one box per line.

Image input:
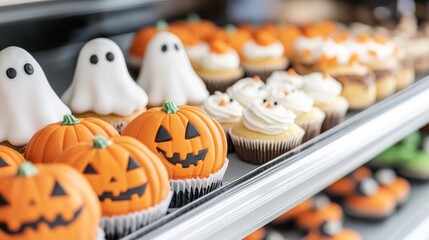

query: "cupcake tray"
left=33, top=33, right=429, bottom=240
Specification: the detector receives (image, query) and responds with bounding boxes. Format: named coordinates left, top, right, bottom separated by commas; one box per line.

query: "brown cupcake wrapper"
left=297, top=119, right=324, bottom=143
left=169, top=158, right=229, bottom=208
left=201, top=72, right=244, bottom=94
left=229, top=129, right=303, bottom=165
left=343, top=203, right=395, bottom=220
left=101, top=191, right=172, bottom=240
left=321, top=108, right=347, bottom=132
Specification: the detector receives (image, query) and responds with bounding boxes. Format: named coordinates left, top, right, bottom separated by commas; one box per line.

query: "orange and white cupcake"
left=318, top=35, right=377, bottom=109
left=196, top=40, right=244, bottom=93
left=226, top=76, right=268, bottom=108
left=348, top=35, right=399, bottom=100
left=292, top=28, right=326, bottom=74
left=210, top=24, right=251, bottom=58
left=241, top=30, right=288, bottom=81
left=302, top=72, right=348, bottom=132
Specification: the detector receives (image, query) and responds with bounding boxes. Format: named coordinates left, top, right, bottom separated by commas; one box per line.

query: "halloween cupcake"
left=295, top=194, right=343, bottom=233
left=137, top=31, right=209, bottom=107
left=373, top=168, right=410, bottom=206
left=0, top=146, right=25, bottom=176
left=196, top=40, right=244, bottom=93
left=210, top=24, right=251, bottom=58
left=304, top=220, right=362, bottom=240
left=226, top=76, right=268, bottom=108
left=318, top=36, right=377, bottom=110
left=349, top=35, right=399, bottom=100
left=266, top=69, right=304, bottom=88
left=343, top=177, right=397, bottom=220
left=0, top=47, right=70, bottom=153
left=203, top=92, right=243, bottom=152
left=123, top=101, right=228, bottom=208
left=241, top=30, right=288, bottom=81
left=302, top=72, right=349, bottom=132
left=292, top=32, right=325, bottom=75
left=0, top=162, right=102, bottom=240
left=25, top=114, right=119, bottom=164
left=325, top=166, right=372, bottom=199
left=229, top=99, right=304, bottom=165
left=62, top=38, right=148, bottom=133
left=57, top=136, right=172, bottom=239
left=269, top=84, right=325, bottom=142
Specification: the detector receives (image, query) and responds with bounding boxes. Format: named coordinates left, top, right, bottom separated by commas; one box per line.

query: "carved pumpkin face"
left=0, top=146, right=25, bottom=176
left=123, top=101, right=227, bottom=179
left=57, top=136, right=170, bottom=217
left=0, top=163, right=100, bottom=240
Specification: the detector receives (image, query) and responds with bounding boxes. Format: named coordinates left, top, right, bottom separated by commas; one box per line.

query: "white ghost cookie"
left=0, top=46, right=70, bottom=151
left=137, top=32, right=209, bottom=107
left=62, top=38, right=148, bottom=133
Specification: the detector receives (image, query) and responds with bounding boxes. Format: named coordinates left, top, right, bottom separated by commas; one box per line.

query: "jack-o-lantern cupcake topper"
left=0, top=162, right=101, bottom=240
left=0, top=146, right=25, bottom=176
left=123, top=100, right=228, bottom=208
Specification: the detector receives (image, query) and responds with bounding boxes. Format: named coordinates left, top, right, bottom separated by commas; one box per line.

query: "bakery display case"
left=1, top=0, right=429, bottom=239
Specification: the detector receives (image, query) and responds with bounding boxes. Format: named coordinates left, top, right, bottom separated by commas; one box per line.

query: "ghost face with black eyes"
left=62, top=38, right=148, bottom=133
left=137, top=32, right=209, bottom=107
left=0, top=46, right=70, bottom=150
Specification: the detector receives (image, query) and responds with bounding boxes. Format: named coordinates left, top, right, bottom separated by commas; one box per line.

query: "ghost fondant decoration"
left=137, top=32, right=209, bottom=107
left=62, top=38, right=148, bottom=116
left=0, top=47, right=70, bottom=148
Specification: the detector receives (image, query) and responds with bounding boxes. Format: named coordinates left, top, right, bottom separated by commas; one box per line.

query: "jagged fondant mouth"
left=156, top=147, right=208, bottom=168
left=0, top=205, right=83, bottom=235
left=98, top=183, right=147, bottom=202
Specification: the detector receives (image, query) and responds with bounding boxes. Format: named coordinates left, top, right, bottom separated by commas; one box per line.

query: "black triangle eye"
left=51, top=181, right=67, bottom=197
left=185, top=121, right=200, bottom=139
left=83, top=163, right=97, bottom=174
left=155, top=125, right=172, bottom=142
left=0, top=158, right=8, bottom=168
left=0, top=194, right=8, bottom=207
left=127, top=157, right=140, bottom=171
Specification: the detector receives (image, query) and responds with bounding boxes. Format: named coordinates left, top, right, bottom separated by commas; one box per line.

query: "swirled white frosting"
left=226, top=77, right=268, bottom=108
left=185, top=41, right=209, bottom=62
left=266, top=70, right=304, bottom=88
left=62, top=38, right=148, bottom=116
left=202, top=92, right=243, bottom=124
left=269, top=84, right=314, bottom=115
left=302, top=72, right=342, bottom=104
left=346, top=38, right=395, bottom=64
left=294, top=36, right=324, bottom=60
left=242, top=39, right=284, bottom=60
left=199, top=49, right=240, bottom=70
left=242, top=99, right=296, bottom=135
left=321, top=39, right=351, bottom=65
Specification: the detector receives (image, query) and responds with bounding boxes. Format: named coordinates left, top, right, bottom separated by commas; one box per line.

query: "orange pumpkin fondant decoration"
left=57, top=135, right=170, bottom=217
left=25, top=114, right=118, bottom=164
left=277, top=24, right=301, bottom=57
left=0, top=146, right=25, bottom=176
left=123, top=101, right=227, bottom=179
left=319, top=54, right=338, bottom=69
left=0, top=162, right=101, bottom=240
left=172, top=14, right=217, bottom=41
left=210, top=24, right=251, bottom=57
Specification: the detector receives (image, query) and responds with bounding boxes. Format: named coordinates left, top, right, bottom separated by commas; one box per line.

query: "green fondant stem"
left=61, top=114, right=80, bottom=126
left=17, top=162, right=37, bottom=177
left=93, top=136, right=112, bottom=149
left=156, top=20, right=169, bottom=31
left=161, top=101, right=179, bottom=114
left=225, top=24, right=237, bottom=33
left=187, top=13, right=201, bottom=23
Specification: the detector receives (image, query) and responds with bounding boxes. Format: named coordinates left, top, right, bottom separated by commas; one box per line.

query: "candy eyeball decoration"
left=356, top=178, right=379, bottom=196
left=62, top=38, right=148, bottom=117
left=137, top=32, right=209, bottom=107
left=0, top=46, right=70, bottom=150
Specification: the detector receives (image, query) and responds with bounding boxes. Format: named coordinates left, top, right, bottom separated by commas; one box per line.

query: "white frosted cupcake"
left=226, top=76, right=268, bottom=108
left=203, top=92, right=243, bottom=152
left=196, top=40, right=244, bottom=93
left=293, top=35, right=325, bottom=74
left=269, top=84, right=325, bottom=142
left=302, top=72, right=349, bottom=132
left=266, top=69, right=304, bottom=88
left=229, top=98, right=304, bottom=165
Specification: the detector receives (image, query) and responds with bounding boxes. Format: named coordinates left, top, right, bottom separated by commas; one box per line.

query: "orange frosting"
left=319, top=54, right=338, bottom=69
left=243, top=228, right=266, bottom=240
left=260, top=23, right=278, bottom=37
left=368, top=50, right=378, bottom=57
left=277, top=24, right=302, bottom=57
left=332, top=32, right=350, bottom=43
left=348, top=53, right=359, bottom=66
left=356, top=34, right=370, bottom=43
left=315, top=20, right=337, bottom=36
left=218, top=99, right=226, bottom=106
left=373, top=35, right=389, bottom=44
left=209, top=25, right=251, bottom=58
left=253, top=75, right=262, bottom=82
left=288, top=68, right=297, bottom=76
left=253, top=30, right=277, bottom=46
left=209, top=40, right=231, bottom=54
left=172, top=15, right=217, bottom=41
left=169, top=26, right=200, bottom=46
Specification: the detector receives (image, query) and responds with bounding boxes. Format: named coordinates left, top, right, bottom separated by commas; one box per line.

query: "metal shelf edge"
left=127, top=77, right=429, bottom=240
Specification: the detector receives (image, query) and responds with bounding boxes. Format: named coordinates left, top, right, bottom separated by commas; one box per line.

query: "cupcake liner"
left=95, top=227, right=106, bottom=240
left=229, top=129, right=303, bottom=165
left=321, top=107, right=347, bottom=132
left=169, top=158, right=229, bottom=208
left=200, top=69, right=244, bottom=94
left=101, top=191, right=173, bottom=240
left=296, top=117, right=325, bottom=143
left=342, top=203, right=394, bottom=221
left=224, top=128, right=235, bottom=153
